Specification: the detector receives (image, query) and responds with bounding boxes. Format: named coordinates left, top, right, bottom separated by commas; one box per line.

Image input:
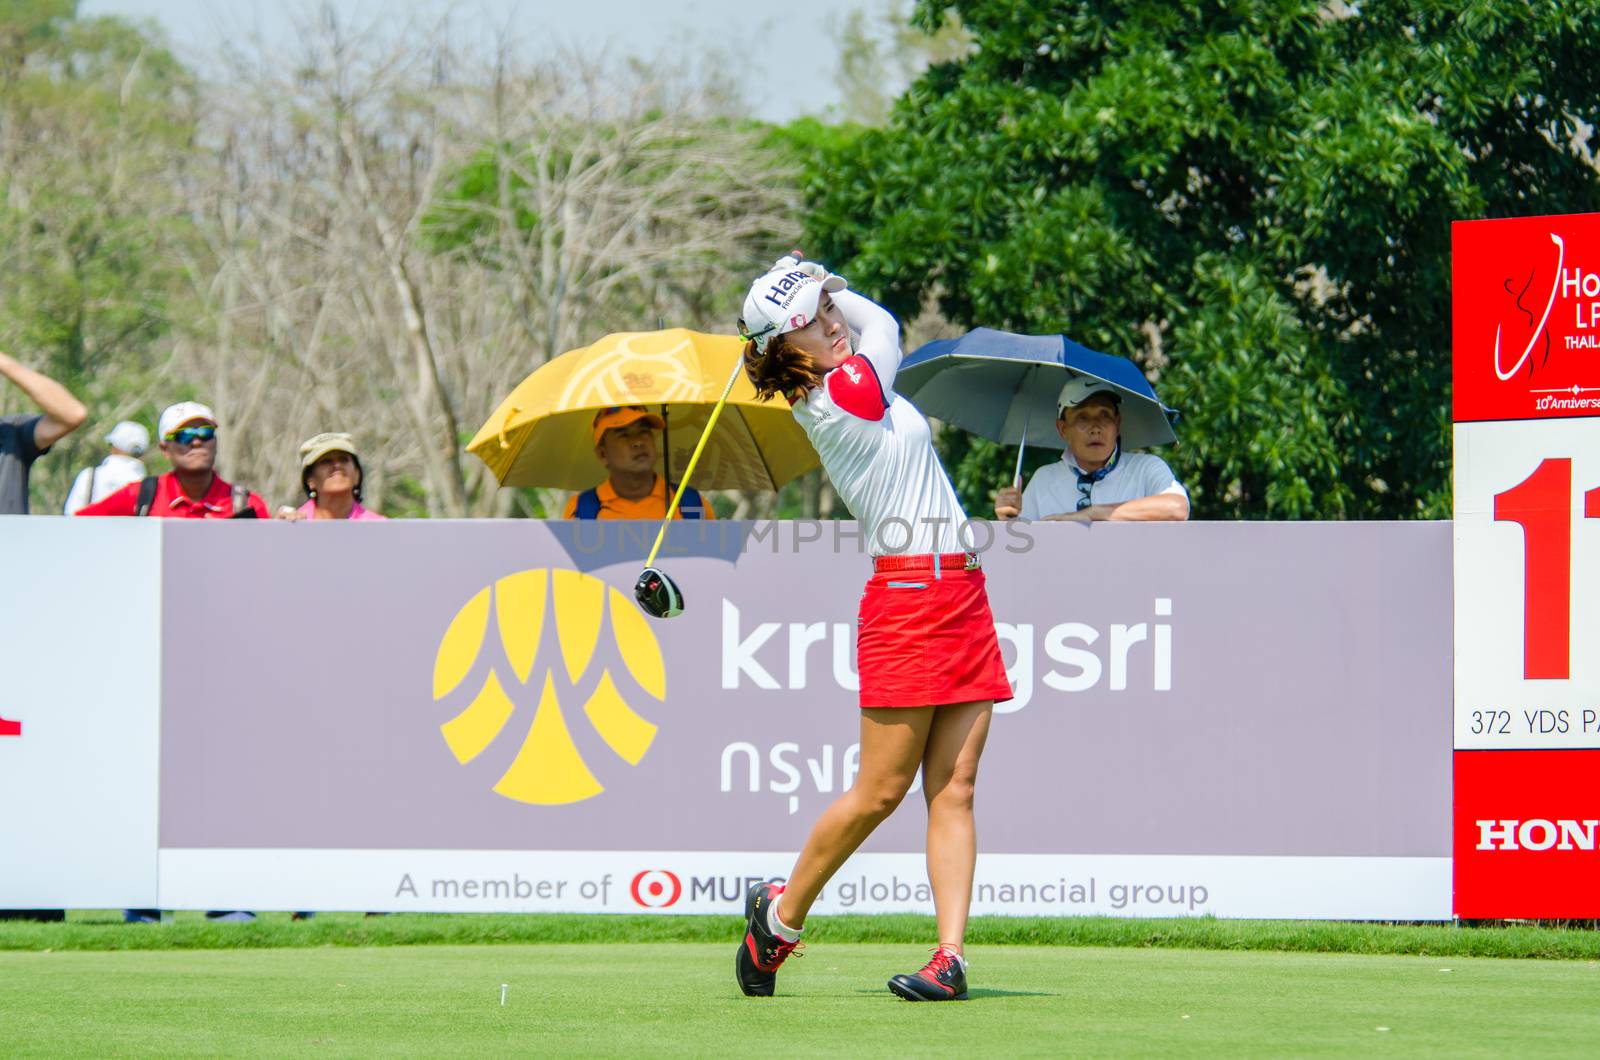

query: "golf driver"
left=633, top=354, right=746, bottom=618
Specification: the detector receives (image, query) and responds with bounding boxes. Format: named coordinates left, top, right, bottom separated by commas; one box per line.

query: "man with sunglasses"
left=993, top=378, right=1188, bottom=523
left=75, top=402, right=269, bottom=519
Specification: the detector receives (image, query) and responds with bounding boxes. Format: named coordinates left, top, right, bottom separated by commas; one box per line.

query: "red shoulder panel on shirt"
left=825, top=355, right=886, bottom=421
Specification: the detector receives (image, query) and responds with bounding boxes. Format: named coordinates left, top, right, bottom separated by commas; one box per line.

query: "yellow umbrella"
left=468, top=328, right=820, bottom=492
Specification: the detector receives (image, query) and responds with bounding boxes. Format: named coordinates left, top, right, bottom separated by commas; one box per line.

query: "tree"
left=182, top=8, right=801, bottom=516
left=804, top=1, right=1600, bottom=519
left=0, top=0, right=199, bottom=510
left=828, top=0, right=974, bottom=127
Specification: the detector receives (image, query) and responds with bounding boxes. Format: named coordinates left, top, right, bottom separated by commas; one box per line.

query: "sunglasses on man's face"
left=165, top=425, right=217, bottom=446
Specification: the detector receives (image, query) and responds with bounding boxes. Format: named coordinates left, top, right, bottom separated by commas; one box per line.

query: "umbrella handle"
left=497, top=407, right=520, bottom=450
left=644, top=357, right=743, bottom=568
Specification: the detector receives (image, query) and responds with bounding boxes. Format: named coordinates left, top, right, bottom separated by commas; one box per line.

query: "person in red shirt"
left=78, top=400, right=267, bottom=924
left=76, top=401, right=269, bottom=519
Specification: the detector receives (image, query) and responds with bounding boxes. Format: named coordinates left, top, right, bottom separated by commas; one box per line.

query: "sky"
left=79, top=0, right=876, bottom=122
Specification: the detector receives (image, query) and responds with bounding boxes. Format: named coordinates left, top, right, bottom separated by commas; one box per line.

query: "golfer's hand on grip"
left=773, top=251, right=830, bottom=284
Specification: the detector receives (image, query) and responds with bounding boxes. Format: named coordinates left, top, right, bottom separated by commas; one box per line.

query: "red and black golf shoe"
left=735, top=881, right=800, bottom=997
left=887, top=946, right=968, bottom=1001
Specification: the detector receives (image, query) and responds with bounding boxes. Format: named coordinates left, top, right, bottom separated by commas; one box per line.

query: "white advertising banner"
left=159, top=849, right=1449, bottom=921
left=5, top=517, right=1451, bottom=919
left=0, top=517, right=162, bottom=907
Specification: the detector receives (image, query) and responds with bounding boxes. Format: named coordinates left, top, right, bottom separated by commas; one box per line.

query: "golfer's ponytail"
left=743, top=332, right=824, bottom=404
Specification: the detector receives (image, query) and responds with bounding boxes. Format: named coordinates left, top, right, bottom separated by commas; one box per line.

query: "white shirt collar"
left=1061, top=445, right=1120, bottom=478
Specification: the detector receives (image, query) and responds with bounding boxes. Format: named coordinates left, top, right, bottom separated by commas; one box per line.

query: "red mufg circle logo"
left=630, top=869, right=682, bottom=908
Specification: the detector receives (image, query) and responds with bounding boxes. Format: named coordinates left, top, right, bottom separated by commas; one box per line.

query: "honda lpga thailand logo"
left=630, top=869, right=682, bottom=907
left=432, top=568, right=666, bottom=806
left=1475, top=818, right=1600, bottom=851
left=1494, top=233, right=1564, bottom=381
left=1489, top=230, right=1600, bottom=403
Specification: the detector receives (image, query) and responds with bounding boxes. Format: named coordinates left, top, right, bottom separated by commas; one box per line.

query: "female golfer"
left=734, top=257, right=1012, bottom=1002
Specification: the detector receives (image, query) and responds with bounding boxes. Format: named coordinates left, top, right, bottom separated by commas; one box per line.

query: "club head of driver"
left=634, top=566, right=685, bottom=619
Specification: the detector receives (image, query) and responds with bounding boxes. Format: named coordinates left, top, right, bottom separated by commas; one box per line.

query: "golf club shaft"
left=1012, top=367, right=1033, bottom=488
left=644, top=356, right=745, bottom=568
left=1013, top=420, right=1029, bottom=488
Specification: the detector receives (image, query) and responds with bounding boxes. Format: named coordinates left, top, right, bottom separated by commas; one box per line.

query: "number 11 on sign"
left=1493, top=458, right=1600, bottom=679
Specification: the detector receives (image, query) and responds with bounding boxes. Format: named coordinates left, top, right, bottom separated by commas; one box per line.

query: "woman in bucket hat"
left=731, top=256, right=1011, bottom=1002
left=275, top=433, right=386, bottom=521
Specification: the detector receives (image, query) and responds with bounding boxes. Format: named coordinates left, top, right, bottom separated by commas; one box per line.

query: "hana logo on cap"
left=432, top=568, right=666, bottom=806
left=739, top=260, right=848, bottom=352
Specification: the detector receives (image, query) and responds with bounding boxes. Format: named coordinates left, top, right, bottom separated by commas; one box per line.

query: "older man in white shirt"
left=994, top=377, right=1189, bottom=522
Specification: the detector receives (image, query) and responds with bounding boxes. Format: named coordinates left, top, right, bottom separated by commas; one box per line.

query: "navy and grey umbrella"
left=898, top=327, right=1179, bottom=482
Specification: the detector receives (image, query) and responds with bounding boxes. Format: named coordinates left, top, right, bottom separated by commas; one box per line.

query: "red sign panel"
left=1453, top=212, right=1600, bottom=423
left=1454, top=750, right=1600, bottom=917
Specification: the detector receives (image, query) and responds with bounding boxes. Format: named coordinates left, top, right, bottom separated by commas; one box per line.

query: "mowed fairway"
left=4, top=943, right=1597, bottom=1057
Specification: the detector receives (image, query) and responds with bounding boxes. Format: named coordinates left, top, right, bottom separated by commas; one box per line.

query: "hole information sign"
left=1452, top=211, right=1600, bottom=917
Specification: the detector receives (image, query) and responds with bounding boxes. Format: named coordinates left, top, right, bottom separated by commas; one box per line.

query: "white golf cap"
left=158, top=401, right=217, bottom=439
left=1057, top=377, right=1121, bottom=415
left=740, top=265, right=847, bottom=353
left=105, top=420, right=150, bottom=456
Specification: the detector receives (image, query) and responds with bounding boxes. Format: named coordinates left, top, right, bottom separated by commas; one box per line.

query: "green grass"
left=4, top=943, right=1598, bottom=1057
left=4, top=911, right=1600, bottom=960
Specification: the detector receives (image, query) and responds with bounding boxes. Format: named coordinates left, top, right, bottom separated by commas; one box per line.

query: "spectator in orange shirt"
left=75, top=402, right=269, bottom=519
left=562, top=406, right=716, bottom=521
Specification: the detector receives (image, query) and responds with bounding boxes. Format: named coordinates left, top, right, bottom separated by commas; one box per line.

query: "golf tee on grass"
left=643, top=355, right=745, bottom=569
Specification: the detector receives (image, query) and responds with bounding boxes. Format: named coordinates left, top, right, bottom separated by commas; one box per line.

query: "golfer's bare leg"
left=777, top=706, right=933, bottom=928
left=921, top=699, right=993, bottom=953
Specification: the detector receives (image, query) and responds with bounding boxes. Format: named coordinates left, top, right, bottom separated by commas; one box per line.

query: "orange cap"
left=592, top=405, right=665, bottom=446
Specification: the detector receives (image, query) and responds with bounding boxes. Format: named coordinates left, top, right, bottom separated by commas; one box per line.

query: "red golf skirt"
left=856, top=553, right=1014, bottom=709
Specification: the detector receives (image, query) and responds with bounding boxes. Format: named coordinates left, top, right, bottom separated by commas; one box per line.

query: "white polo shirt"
left=63, top=453, right=148, bottom=515
left=791, top=290, right=971, bottom=556
left=1020, top=449, right=1187, bottom=521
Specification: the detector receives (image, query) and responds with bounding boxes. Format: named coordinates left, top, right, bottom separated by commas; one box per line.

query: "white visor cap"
left=740, top=267, right=847, bottom=352
left=158, top=401, right=217, bottom=439
left=1057, top=376, right=1122, bottom=416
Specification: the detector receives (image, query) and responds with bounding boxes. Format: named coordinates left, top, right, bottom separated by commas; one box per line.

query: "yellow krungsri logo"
left=432, top=569, right=665, bottom=805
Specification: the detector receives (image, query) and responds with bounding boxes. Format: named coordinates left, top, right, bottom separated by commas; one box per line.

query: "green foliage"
left=6, top=909, right=1600, bottom=959
left=420, top=143, right=542, bottom=257
left=827, top=0, right=975, bottom=126
left=805, top=1, right=1600, bottom=519
left=763, top=116, right=868, bottom=162
left=0, top=1, right=200, bottom=508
